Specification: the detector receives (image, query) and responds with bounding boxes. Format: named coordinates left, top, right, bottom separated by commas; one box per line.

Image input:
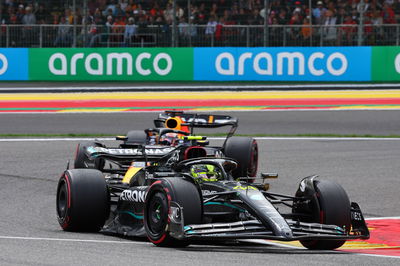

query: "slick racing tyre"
left=144, top=178, right=202, bottom=247
left=124, top=130, right=147, bottom=146
left=56, top=169, right=110, bottom=232
left=74, top=141, right=105, bottom=170
left=224, top=137, right=258, bottom=181
left=295, top=179, right=351, bottom=250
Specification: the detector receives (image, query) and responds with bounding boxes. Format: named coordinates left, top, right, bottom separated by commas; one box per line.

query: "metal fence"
left=1, top=24, right=399, bottom=48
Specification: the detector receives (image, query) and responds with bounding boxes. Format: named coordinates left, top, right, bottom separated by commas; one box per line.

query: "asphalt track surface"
left=0, top=110, right=400, bottom=136
left=0, top=111, right=399, bottom=265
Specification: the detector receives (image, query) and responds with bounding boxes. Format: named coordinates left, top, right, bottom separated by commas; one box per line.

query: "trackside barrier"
left=1, top=47, right=400, bottom=81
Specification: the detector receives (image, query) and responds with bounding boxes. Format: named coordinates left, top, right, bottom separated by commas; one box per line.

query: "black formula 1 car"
left=56, top=157, right=369, bottom=250
left=74, top=111, right=258, bottom=180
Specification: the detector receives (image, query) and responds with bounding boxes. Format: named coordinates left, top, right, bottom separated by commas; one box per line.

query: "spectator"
left=93, top=8, right=103, bottom=23
left=149, top=3, right=161, bottom=18
left=137, top=15, right=148, bottom=34
left=65, top=8, right=74, bottom=25
left=175, top=4, right=185, bottom=20
left=103, top=8, right=114, bottom=21
left=105, top=0, right=117, bottom=16
left=8, top=13, right=21, bottom=47
left=103, top=15, right=114, bottom=45
left=363, top=12, right=374, bottom=45
left=114, top=3, right=125, bottom=17
left=277, top=8, right=289, bottom=25
left=163, top=3, right=173, bottom=22
left=323, top=9, right=338, bottom=45
left=205, top=15, right=218, bottom=38
left=289, top=10, right=303, bottom=44
left=215, top=17, right=224, bottom=45
left=178, top=16, right=190, bottom=45
left=16, top=4, right=25, bottom=23
left=313, top=1, right=327, bottom=24
left=54, top=16, right=71, bottom=47
left=188, top=17, right=198, bottom=45
left=341, top=15, right=357, bottom=45
left=35, top=4, right=48, bottom=24
left=21, top=6, right=35, bottom=25
left=124, top=16, right=136, bottom=46
left=21, top=6, right=36, bottom=46
left=248, top=8, right=263, bottom=25
left=120, top=0, right=128, bottom=11
left=381, top=2, right=396, bottom=23
left=301, top=17, right=313, bottom=45
left=86, top=16, right=99, bottom=47
left=112, top=15, right=126, bottom=44
left=269, top=16, right=281, bottom=46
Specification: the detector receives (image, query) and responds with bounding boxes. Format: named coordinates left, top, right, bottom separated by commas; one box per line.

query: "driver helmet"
left=191, top=164, right=221, bottom=182
left=159, top=132, right=178, bottom=145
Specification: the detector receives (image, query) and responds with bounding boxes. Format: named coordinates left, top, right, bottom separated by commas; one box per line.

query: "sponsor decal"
left=214, top=51, right=348, bottom=76
left=87, top=146, right=174, bottom=156
left=29, top=48, right=193, bottom=81
left=48, top=52, right=172, bottom=76
left=132, top=161, right=146, bottom=167
left=120, top=189, right=147, bottom=202
left=202, top=190, right=218, bottom=196
left=250, top=194, right=264, bottom=201
left=194, top=47, right=370, bottom=81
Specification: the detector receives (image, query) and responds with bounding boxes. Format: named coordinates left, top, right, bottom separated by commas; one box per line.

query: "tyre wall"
left=0, top=47, right=399, bottom=81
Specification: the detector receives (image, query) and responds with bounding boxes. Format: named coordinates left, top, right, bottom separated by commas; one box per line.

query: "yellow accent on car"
left=181, top=136, right=206, bottom=140
left=122, top=167, right=142, bottom=184
left=233, top=185, right=258, bottom=191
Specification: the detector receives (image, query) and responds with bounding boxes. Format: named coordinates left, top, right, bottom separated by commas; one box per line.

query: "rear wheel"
left=74, top=141, right=105, bottom=170
left=296, top=179, right=351, bottom=250
left=144, top=178, right=202, bottom=247
left=224, top=137, right=258, bottom=180
left=56, top=169, right=110, bottom=232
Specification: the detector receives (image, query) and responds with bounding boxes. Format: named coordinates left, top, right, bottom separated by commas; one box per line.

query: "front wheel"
left=144, top=178, right=202, bottom=247
left=294, top=179, right=351, bottom=250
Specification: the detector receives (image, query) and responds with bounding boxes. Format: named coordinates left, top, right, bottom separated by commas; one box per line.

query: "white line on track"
left=1, top=137, right=400, bottom=142
left=0, top=217, right=399, bottom=259
left=0, top=235, right=149, bottom=245
left=366, top=216, right=400, bottom=220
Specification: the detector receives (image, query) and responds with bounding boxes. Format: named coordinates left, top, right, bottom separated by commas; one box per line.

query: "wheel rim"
left=57, top=180, right=68, bottom=218
left=148, top=192, right=168, bottom=236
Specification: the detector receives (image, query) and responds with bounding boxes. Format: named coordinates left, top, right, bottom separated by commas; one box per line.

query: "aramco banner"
left=0, top=48, right=28, bottom=80
left=28, top=48, right=193, bottom=81
left=2, top=47, right=400, bottom=82
left=193, top=47, right=371, bottom=81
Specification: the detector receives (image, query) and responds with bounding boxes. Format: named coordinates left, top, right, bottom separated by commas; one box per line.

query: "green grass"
left=1, top=133, right=400, bottom=138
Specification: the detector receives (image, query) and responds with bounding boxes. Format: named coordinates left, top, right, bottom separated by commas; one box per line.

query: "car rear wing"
left=154, top=111, right=238, bottom=141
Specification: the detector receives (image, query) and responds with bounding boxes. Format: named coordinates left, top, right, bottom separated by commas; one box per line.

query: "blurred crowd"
left=1, top=0, right=400, bottom=47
